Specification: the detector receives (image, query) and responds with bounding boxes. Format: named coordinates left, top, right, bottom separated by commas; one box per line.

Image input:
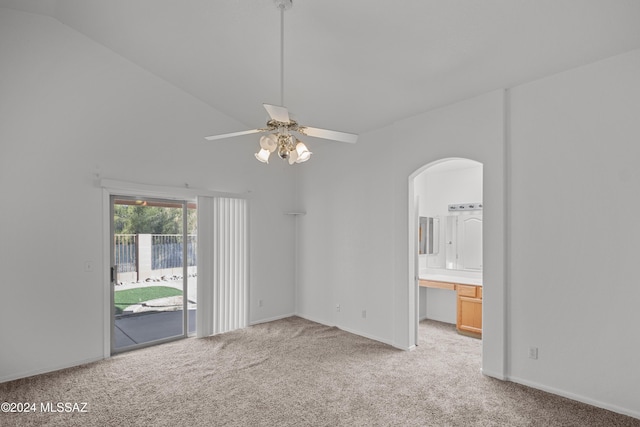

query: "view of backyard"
left=114, top=286, right=184, bottom=314
left=113, top=233, right=197, bottom=313
left=113, top=200, right=197, bottom=350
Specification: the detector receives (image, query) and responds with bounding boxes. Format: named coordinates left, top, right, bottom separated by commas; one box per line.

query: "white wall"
left=0, top=8, right=295, bottom=382
left=295, top=127, right=397, bottom=343
left=508, top=49, right=640, bottom=417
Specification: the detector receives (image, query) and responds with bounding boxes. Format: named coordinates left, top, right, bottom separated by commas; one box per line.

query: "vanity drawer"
left=457, top=284, right=478, bottom=298
left=419, top=280, right=456, bottom=290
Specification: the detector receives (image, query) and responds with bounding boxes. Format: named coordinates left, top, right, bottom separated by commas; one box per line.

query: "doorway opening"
left=410, top=158, right=483, bottom=347
left=110, top=196, right=197, bottom=354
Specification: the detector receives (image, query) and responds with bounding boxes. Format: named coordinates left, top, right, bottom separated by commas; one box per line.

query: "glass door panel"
left=111, top=196, right=197, bottom=353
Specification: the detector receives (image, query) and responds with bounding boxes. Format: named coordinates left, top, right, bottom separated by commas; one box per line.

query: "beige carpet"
left=1, top=317, right=638, bottom=426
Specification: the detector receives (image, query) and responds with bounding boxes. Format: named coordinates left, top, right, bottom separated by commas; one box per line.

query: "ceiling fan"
left=204, top=0, right=358, bottom=165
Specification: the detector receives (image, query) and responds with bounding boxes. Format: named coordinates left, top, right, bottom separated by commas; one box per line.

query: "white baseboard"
left=481, top=368, right=507, bottom=381
left=293, top=313, right=335, bottom=328
left=249, top=312, right=297, bottom=326
left=294, top=313, right=410, bottom=350
left=336, top=324, right=398, bottom=349
left=507, top=375, right=640, bottom=421
left=0, top=355, right=105, bottom=384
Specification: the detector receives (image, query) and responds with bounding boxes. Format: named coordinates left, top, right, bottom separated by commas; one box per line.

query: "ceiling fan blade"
left=204, top=129, right=263, bottom=141
left=298, top=126, right=358, bottom=144
left=263, top=104, right=290, bottom=123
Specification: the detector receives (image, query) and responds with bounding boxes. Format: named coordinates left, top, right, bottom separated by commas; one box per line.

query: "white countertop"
left=419, top=273, right=482, bottom=286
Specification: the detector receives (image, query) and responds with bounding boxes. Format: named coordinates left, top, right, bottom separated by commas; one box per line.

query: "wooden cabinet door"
left=457, top=296, right=482, bottom=335
left=456, top=285, right=482, bottom=337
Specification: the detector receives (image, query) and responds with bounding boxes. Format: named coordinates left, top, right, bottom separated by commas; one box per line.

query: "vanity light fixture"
left=448, top=203, right=483, bottom=212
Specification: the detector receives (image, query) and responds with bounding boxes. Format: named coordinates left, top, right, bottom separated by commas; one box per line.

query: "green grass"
left=114, top=286, right=183, bottom=314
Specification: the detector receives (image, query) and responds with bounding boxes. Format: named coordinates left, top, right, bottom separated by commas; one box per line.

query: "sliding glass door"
left=110, top=196, right=197, bottom=353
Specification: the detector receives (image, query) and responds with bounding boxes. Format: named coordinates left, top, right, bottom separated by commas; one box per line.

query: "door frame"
left=101, top=179, right=246, bottom=358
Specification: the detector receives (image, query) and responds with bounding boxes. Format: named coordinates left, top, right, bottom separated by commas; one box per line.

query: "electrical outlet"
left=258, top=299, right=263, bottom=308
left=336, top=304, right=341, bottom=312
left=528, top=347, right=538, bottom=360
left=361, top=310, right=367, bottom=319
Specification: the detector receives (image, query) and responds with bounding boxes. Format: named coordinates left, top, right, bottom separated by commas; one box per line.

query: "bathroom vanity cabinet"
left=419, top=279, right=482, bottom=338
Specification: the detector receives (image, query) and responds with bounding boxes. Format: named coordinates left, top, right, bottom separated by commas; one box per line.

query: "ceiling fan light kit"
left=254, top=130, right=311, bottom=165
left=273, top=0, right=292, bottom=11
left=252, top=112, right=313, bottom=165
left=204, top=0, right=358, bottom=165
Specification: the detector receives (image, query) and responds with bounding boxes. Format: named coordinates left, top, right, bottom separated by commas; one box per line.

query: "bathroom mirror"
left=424, top=214, right=482, bottom=271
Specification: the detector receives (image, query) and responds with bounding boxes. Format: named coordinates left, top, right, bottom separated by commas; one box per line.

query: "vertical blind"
left=197, top=196, right=249, bottom=337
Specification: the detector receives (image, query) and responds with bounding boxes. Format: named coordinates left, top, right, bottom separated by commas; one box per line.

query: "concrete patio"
left=114, top=277, right=197, bottom=350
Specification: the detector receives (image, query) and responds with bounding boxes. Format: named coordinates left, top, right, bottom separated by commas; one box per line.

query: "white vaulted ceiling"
left=3, top=0, right=640, bottom=135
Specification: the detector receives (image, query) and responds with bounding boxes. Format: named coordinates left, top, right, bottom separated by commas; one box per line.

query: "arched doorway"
left=409, top=157, right=484, bottom=347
